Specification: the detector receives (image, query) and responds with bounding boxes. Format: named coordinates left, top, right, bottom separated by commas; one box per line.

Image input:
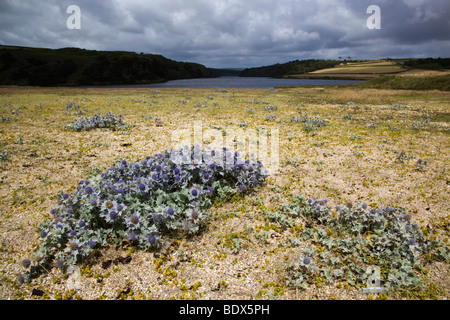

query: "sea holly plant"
left=284, top=196, right=444, bottom=292
left=64, top=112, right=129, bottom=131
left=20, top=146, right=267, bottom=281
left=289, top=109, right=326, bottom=131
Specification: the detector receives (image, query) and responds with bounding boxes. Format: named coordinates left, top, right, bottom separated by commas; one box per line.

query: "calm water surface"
left=91, top=76, right=363, bottom=89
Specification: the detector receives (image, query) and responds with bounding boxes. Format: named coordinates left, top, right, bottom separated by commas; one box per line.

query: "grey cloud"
left=0, top=0, right=448, bottom=68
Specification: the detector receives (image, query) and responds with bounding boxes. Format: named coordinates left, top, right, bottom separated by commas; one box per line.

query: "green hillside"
left=0, top=45, right=212, bottom=86
left=356, top=73, right=450, bottom=91
left=240, top=59, right=341, bottom=77
left=240, top=58, right=450, bottom=81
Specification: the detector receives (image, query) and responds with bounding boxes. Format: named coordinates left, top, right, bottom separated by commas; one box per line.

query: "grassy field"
left=309, top=60, right=405, bottom=74
left=0, top=85, right=448, bottom=300
left=356, top=74, right=450, bottom=91
left=289, top=60, right=408, bottom=80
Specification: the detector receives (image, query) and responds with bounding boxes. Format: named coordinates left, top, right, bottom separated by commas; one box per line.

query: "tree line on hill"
left=240, top=57, right=450, bottom=78
left=402, top=57, right=450, bottom=70
left=0, top=46, right=212, bottom=86
left=1, top=45, right=449, bottom=86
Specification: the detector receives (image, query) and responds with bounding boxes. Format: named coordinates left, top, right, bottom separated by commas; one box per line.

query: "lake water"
left=91, top=76, right=363, bottom=89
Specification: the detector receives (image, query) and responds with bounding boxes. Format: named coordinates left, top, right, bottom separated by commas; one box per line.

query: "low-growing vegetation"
left=356, top=74, right=450, bottom=91
left=19, top=146, right=266, bottom=281
left=65, top=112, right=130, bottom=132
left=0, top=85, right=448, bottom=300
left=283, top=196, right=446, bottom=293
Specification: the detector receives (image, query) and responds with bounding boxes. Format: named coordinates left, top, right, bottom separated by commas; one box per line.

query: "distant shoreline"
left=282, top=73, right=383, bottom=81
left=82, top=76, right=364, bottom=89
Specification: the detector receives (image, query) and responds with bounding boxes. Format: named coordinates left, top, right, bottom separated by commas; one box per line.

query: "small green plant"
left=342, top=114, right=356, bottom=120
left=390, top=104, right=408, bottom=110
left=415, top=159, right=428, bottom=171
left=0, top=151, right=9, bottom=162
left=395, top=151, right=413, bottom=163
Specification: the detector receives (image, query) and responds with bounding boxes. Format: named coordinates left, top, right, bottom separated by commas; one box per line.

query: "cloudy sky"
left=0, top=0, right=449, bottom=68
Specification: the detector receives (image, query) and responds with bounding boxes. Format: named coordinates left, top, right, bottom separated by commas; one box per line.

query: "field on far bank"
left=0, top=85, right=448, bottom=300
left=289, top=60, right=405, bottom=80
left=286, top=60, right=450, bottom=84
left=310, top=60, right=404, bottom=75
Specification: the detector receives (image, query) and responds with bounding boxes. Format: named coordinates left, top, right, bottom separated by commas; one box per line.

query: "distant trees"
left=0, top=51, right=16, bottom=71
left=403, top=58, right=450, bottom=70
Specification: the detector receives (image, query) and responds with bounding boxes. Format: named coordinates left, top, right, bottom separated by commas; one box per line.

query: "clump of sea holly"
left=264, top=105, right=278, bottom=111
left=289, top=109, right=326, bottom=131
left=284, top=195, right=439, bottom=292
left=65, top=112, right=129, bottom=131
left=20, top=145, right=267, bottom=281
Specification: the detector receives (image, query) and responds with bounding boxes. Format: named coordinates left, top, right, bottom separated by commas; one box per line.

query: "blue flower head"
left=21, top=259, right=31, bottom=268
left=385, top=206, right=395, bottom=214
left=166, top=207, right=175, bottom=217
left=303, top=256, right=312, bottom=265
left=109, top=211, right=118, bottom=220
left=56, top=259, right=64, bottom=269
left=190, top=188, right=199, bottom=198
left=90, top=196, right=98, bottom=207
left=147, top=234, right=157, bottom=246
left=88, top=240, right=97, bottom=249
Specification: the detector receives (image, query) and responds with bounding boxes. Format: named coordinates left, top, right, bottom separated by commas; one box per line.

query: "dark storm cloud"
left=0, top=0, right=448, bottom=68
